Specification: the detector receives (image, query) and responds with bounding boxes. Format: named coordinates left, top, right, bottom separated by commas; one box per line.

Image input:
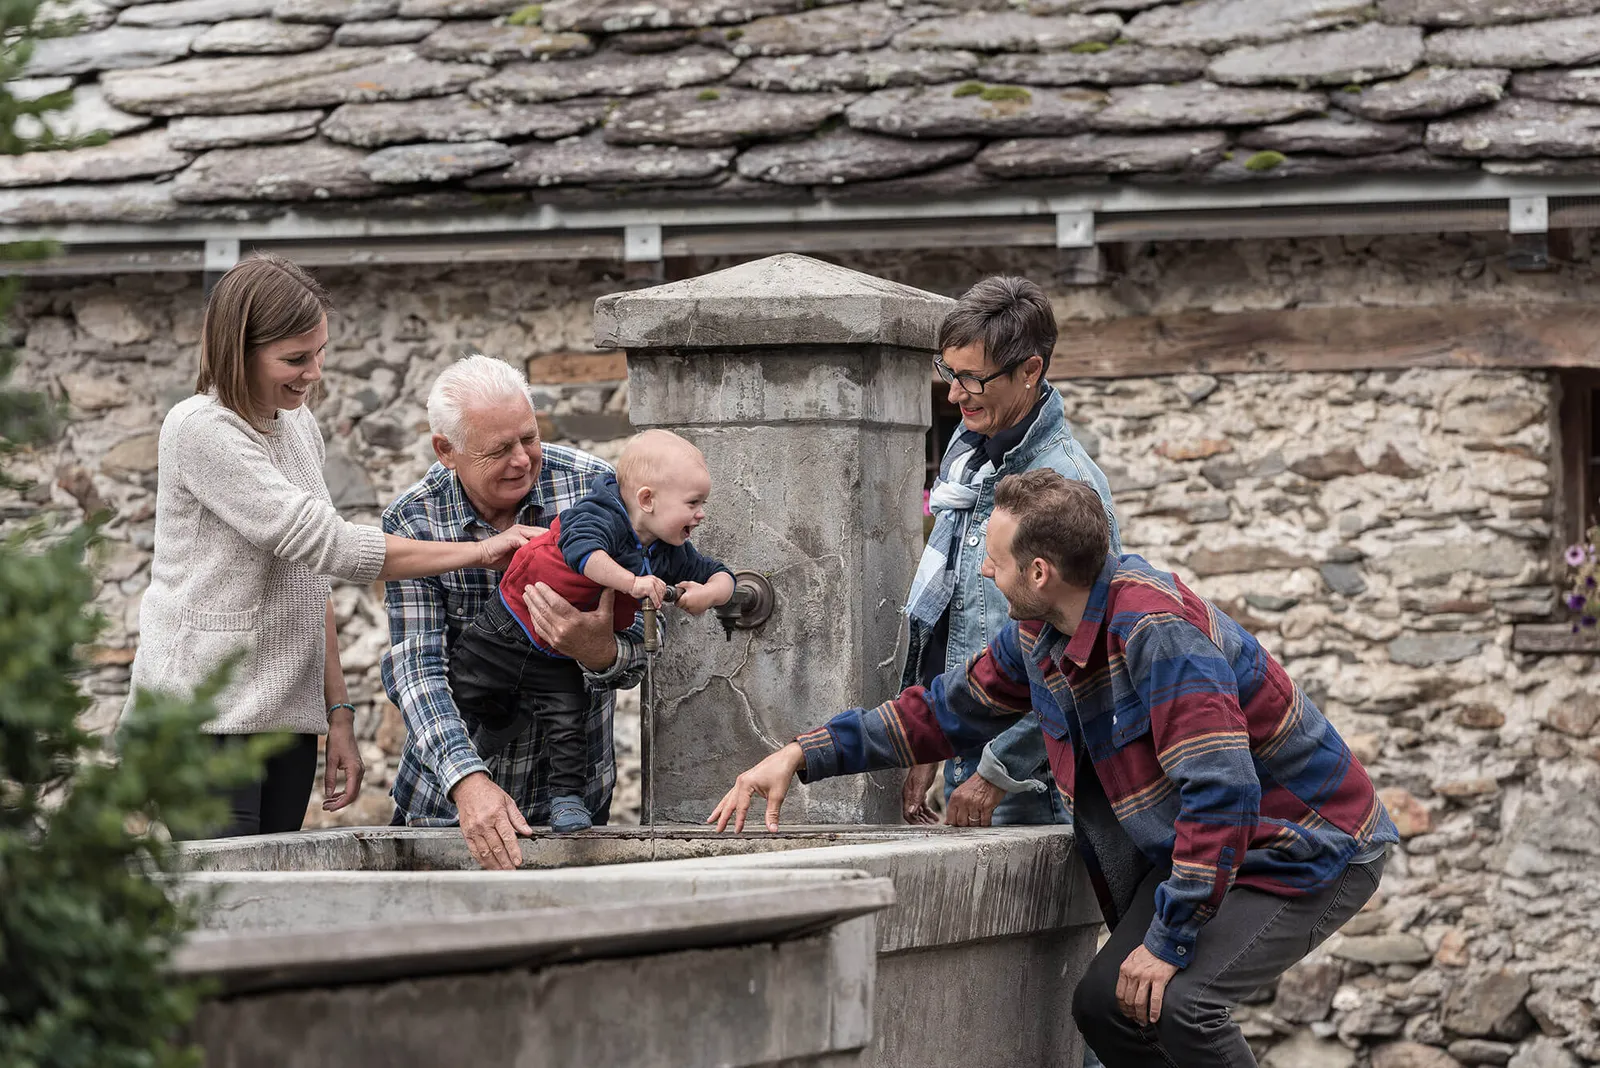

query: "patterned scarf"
left=905, top=429, right=994, bottom=630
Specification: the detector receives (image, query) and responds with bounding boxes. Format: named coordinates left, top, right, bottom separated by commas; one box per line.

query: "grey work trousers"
left=1073, top=852, right=1386, bottom=1067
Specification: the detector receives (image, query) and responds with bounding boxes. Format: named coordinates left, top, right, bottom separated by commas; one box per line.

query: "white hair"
left=427, top=352, right=535, bottom=448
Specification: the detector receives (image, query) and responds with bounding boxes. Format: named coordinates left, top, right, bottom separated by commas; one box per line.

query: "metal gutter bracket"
left=1055, top=210, right=1103, bottom=285
left=1508, top=196, right=1550, bottom=272
left=623, top=223, right=664, bottom=284
left=203, top=237, right=240, bottom=296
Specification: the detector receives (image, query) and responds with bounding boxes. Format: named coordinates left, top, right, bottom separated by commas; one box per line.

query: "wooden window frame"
left=1514, top=369, right=1600, bottom=653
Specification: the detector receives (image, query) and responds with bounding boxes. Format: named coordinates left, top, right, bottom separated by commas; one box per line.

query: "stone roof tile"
left=171, top=141, right=393, bottom=200
left=1123, top=0, right=1372, bottom=52
left=1201, top=145, right=1471, bottom=179
left=1206, top=24, right=1423, bottom=87
left=100, top=49, right=489, bottom=115
left=736, top=127, right=979, bottom=183
left=1424, top=13, right=1600, bottom=67
left=168, top=109, right=324, bottom=148
left=0, top=128, right=191, bottom=186
left=892, top=12, right=1122, bottom=51
left=1425, top=96, right=1600, bottom=156
left=118, top=0, right=273, bottom=27
left=1093, top=81, right=1326, bottom=129
left=331, top=18, right=439, bottom=44
left=978, top=45, right=1208, bottom=86
left=396, top=0, right=524, bottom=16
left=191, top=17, right=333, bottom=52
left=1378, top=0, right=1600, bottom=27
left=1237, top=114, right=1422, bottom=155
left=975, top=129, right=1227, bottom=175
left=729, top=48, right=978, bottom=91
left=470, top=46, right=738, bottom=102
left=417, top=22, right=594, bottom=62
left=1511, top=67, right=1600, bottom=104
left=25, top=25, right=199, bottom=76
left=274, top=0, right=397, bottom=21
left=542, top=0, right=849, bottom=34
left=1330, top=65, right=1508, bottom=120
left=8, top=0, right=1600, bottom=215
left=361, top=139, right=512, bottom=182
left=322, top=96, right=601, bottom=146
left=720, top=2, right=914, bottom=57
left=465, top=131, right=736, bottom=186
left=605, top=86, right=854, bottom=146
left=847, top=82, right=1106, bottom=137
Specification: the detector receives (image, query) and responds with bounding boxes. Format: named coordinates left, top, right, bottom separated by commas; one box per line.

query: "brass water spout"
left=642, top=586, right=678, bottom=654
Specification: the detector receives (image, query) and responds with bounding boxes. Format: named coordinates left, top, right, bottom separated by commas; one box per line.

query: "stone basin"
left=170, top=824, right=1098, bottom=1068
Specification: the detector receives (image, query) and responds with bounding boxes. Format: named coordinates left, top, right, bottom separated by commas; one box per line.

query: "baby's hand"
left=674, top=581, right=717, bottom=615
left=631, top=574, right=668, bottom=608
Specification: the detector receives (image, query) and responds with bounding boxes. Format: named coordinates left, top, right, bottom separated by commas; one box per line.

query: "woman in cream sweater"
left=129, top=254, right=536, bottom=838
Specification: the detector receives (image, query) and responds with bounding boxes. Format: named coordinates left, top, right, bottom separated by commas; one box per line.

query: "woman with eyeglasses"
left=901, top=276, right=1123, bottom=835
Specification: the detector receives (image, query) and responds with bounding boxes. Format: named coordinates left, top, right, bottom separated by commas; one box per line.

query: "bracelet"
left=327, top=702, right=356, bottom=718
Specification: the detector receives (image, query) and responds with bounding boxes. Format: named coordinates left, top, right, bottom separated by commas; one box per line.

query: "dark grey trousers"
left=1073, top=853, right=1386, bottom=1068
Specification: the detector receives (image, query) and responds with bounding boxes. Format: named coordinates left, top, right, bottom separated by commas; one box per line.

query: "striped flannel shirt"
left=383, top=448, right=646, bottom=826
left=799, top=552, right=1398, bottom=969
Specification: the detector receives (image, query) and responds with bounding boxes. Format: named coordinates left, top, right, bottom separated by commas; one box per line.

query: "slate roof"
left=3, top=0, right=1599, bottom=227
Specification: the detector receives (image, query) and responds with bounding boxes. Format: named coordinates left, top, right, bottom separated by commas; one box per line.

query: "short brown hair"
left=992, top=470, right=1110, bottom=588
left=196, top=254, right=331, bottom=428
left=936, top=276, right=1056, bottom=375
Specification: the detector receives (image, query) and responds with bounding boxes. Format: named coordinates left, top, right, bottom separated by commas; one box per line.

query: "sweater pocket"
left=181, top=605, right=259, bottom=632
left=157, top=606, right=260, bottom=697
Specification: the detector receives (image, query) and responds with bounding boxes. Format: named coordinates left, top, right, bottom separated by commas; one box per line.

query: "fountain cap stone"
left=593, top=252, right=955, bottom=352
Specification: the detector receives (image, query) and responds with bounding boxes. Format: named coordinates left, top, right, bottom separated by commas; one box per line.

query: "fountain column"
left=595, top=253, right=949, bottom=825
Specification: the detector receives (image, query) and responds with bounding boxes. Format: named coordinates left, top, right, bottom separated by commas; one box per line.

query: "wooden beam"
left=1513, top=623, right=1600, bottom=654
left=526, top=351, right=628, bottom=385
left=1052, top=303, right=1600, bottom=378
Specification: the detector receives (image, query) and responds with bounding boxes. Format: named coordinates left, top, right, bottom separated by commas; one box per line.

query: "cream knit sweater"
left=127, top=394, right=387, bottom=735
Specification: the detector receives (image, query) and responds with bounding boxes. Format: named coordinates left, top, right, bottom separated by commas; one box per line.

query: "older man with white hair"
left=383, top=354, right=645, bottom=870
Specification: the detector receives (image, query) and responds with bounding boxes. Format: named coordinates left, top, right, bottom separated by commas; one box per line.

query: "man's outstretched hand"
left=707, top=741, right=806, bottom=833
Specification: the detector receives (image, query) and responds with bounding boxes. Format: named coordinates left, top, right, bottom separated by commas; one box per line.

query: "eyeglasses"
left=933, top=358, right=1022, bottom=395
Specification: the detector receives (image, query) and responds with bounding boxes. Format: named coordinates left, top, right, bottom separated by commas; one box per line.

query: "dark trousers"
left=1073, top=852, right=1386, bottom=1068
left=449, top=593, right=590, bottom=796
left=201, top=732, right=319, bottom=838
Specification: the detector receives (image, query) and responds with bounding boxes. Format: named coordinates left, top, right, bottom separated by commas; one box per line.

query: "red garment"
left=499, top=517, right=641, bottom=651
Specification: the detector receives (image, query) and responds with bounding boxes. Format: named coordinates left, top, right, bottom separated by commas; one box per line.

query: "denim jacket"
left=901, top=385, right=1121, bottom=819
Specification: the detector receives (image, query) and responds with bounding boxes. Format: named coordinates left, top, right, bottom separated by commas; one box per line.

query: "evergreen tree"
left=0, top=4, right=274, bottom=1064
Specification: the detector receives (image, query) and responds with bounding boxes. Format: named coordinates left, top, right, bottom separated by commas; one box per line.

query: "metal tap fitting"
left=714, top=571, right=775, bottom=641
left=641, top=585, right=679, bottom=654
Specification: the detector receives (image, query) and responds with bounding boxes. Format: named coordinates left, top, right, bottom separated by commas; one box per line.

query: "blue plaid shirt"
left=383, top=446, right=646, bottom=826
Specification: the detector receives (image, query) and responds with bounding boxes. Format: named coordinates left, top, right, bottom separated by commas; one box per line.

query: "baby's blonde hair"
left=615, top=429, right=706, bottom=491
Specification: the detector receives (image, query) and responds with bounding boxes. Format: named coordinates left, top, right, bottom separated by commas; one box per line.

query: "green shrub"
left=0, top=5, right=274, bottom=1064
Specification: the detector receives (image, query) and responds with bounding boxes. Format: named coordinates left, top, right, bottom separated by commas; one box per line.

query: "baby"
left=448, top=429, right=735, bottom=832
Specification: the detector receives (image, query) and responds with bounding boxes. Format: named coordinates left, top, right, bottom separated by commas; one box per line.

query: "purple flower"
left=1588, top=576, right=1597, bottom=589
left=1566, top=544, right=1588, bottom=567
left=1584, top=616, right=1598, bottom=628
left=1570, top=594, right=1589, bottom=612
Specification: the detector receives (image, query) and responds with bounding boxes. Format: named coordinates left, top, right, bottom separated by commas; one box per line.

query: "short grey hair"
left=937, top=276, right=1057, bottom=375
left=427, top=352, right=535, bottom=448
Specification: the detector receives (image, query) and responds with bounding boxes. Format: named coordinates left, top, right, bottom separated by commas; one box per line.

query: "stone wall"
left=4, top=233, right=1599, bottom=1067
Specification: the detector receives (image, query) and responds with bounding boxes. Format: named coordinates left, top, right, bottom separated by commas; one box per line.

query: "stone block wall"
left=4, top=233, right=1599, bottom=1066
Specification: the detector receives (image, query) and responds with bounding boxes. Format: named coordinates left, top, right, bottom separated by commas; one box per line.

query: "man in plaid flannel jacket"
left=383, top=355, right=645, bottom=871
left=711, top=469, right=1396, bottom=1068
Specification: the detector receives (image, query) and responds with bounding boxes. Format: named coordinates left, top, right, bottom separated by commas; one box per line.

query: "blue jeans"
left=943, top=747, right=1070, bottom=826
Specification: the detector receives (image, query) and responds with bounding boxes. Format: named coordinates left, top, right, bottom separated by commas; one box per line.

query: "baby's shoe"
left=550, top=795, right=592, bottom=834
